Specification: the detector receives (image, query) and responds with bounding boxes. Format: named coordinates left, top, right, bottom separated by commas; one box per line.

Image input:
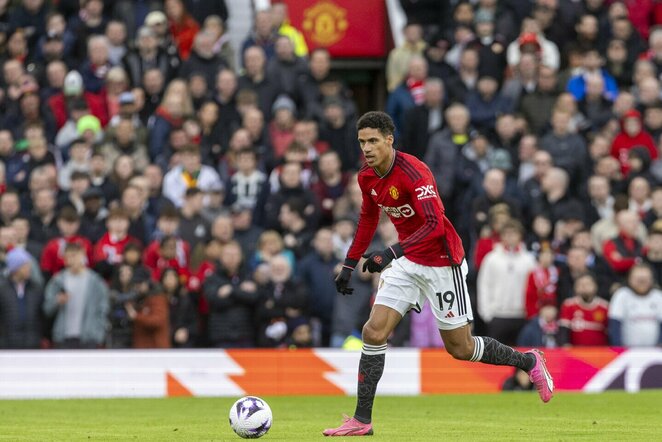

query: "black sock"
left=469, top=336, right=536, bottom=371
left=353, top=343, right=386, bottom=424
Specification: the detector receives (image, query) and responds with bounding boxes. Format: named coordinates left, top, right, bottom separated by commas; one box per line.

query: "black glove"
left=362, top=244, right=403, bottom=273
left=335, top=259, right=357, bottom=295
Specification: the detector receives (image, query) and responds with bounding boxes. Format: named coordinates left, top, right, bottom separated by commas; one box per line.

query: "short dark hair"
left=58, top=206, right=80, bottom=223
left=356, top=111, right=395, bottom=137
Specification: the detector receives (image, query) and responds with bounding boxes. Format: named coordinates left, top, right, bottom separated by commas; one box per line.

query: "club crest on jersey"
left=389, top=186, right=399, bottom=200
left=378, top=203, right=415, bottom=218
left=415, top=185, right=437, bottom=200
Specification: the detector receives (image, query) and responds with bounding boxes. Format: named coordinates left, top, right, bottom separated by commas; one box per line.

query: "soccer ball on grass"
left=229, top=396, right=272, bottom=439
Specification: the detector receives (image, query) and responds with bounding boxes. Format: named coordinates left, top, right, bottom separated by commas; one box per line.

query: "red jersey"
left=347, top=151, right=464, bottom=267
left=40, top=236, right=93, bottom=275
left=143, top=239, right=190, bottom=282
left=93, top=233, right=139, bottom=265
left=559, top=297, right=609, bottom=346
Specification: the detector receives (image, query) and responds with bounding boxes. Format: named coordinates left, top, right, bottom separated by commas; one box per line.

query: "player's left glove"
left=362, top=244, right=403, bottom=273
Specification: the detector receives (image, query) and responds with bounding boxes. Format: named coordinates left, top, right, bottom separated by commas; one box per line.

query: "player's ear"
left=386, top=134, right=394, bottom=145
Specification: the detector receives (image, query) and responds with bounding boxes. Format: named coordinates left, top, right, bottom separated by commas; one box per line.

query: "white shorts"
left=375, top=257, right=473, bottom=331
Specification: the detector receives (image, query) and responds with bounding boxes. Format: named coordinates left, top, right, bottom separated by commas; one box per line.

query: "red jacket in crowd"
left=525, top=265, right=559, bottom=319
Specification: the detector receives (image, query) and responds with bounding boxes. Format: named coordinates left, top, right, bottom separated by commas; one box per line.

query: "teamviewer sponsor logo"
left=415, top=185, right=437, bottom=200
left=378, top=203, right=415, bottom=218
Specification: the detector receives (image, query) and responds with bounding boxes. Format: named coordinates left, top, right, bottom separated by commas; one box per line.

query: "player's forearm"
left=346, top=220, right=379, bottom=264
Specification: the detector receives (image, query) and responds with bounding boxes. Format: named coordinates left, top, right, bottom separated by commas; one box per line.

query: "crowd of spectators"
left=0, top=0, right=661, bottom=350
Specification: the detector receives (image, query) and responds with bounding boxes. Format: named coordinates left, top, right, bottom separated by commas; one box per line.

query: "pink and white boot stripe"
left=323, top=414, right=374, bottom=436
left=527, top=349, right=554, bottom=403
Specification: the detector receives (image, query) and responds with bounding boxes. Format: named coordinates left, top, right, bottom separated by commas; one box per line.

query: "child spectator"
left=525, top=244, right=559, bottom=319
left=161, top=267, right=197, bottom=348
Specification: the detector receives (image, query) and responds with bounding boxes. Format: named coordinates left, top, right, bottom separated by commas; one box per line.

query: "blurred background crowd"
left=0, top=0, right=661, bottom=351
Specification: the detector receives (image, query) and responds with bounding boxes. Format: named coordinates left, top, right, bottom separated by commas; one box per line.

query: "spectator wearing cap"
left=386, top=55, right=428, bottom=138
left=386, top=23, right=426, bottom=92
left=478, top=219, right=536, bottom=345
left=0, top=248, right=43, bottom=349
left=40, top=206, right=93, bottom=281
left=179, top=30, right=228, bottom=88
left=47, top=70, right=108, bottom=130
left=162, top=145, right=223, bottom=208
left=241, top=9, right=278, bottom=65
left=43, top=242, right=109, bottom=349
left=204, top=240, right=260, bottom=348
left=507, top=18, right=560, bottom=71
left=268, top=95, right=297, bottom=159
left=401, top=77, right=445, bottom=160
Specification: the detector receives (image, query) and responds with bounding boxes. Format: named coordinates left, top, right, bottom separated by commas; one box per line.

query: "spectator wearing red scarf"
left=165, top=0, right=199, bottom=61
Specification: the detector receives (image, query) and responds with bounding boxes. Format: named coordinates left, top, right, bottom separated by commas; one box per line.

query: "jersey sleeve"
left=345, top=175, right=380, bottom=266
left=399, top=164, right=446, bottom=253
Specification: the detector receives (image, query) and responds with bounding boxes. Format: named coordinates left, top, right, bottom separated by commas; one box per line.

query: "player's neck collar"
left=375, top=149, right=397, bottom=179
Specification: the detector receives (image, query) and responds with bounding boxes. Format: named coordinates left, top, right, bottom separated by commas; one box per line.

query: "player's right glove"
left=335, top=259, right=357, bottom=295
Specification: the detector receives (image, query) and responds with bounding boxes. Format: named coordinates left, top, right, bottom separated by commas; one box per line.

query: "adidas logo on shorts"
left=445, top=311, right=455, bottom=318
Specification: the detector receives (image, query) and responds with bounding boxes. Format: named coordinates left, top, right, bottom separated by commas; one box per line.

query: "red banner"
left=282, top=0, right=387, bottom=57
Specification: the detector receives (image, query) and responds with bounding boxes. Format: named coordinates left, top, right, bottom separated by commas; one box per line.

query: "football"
left=229, top=396, right=273, bottom=439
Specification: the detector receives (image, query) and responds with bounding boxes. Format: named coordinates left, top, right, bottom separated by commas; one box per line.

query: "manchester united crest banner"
left=282, top=0, right=387, bottom=57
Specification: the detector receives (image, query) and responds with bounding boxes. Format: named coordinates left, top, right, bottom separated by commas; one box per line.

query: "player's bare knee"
left=362, top=322, right=388, bottom=345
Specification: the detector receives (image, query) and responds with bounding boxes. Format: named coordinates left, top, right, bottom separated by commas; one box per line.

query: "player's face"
left=358, top=128, right=394, bottom=172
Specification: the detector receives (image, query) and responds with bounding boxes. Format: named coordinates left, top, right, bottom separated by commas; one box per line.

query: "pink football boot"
left=323, top=414, right=374, bottom=436
left=526, top=349, right=554, bottom=403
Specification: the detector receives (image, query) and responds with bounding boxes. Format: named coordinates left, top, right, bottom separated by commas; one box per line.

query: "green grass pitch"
left=0, top=391, right=660, bottom=441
